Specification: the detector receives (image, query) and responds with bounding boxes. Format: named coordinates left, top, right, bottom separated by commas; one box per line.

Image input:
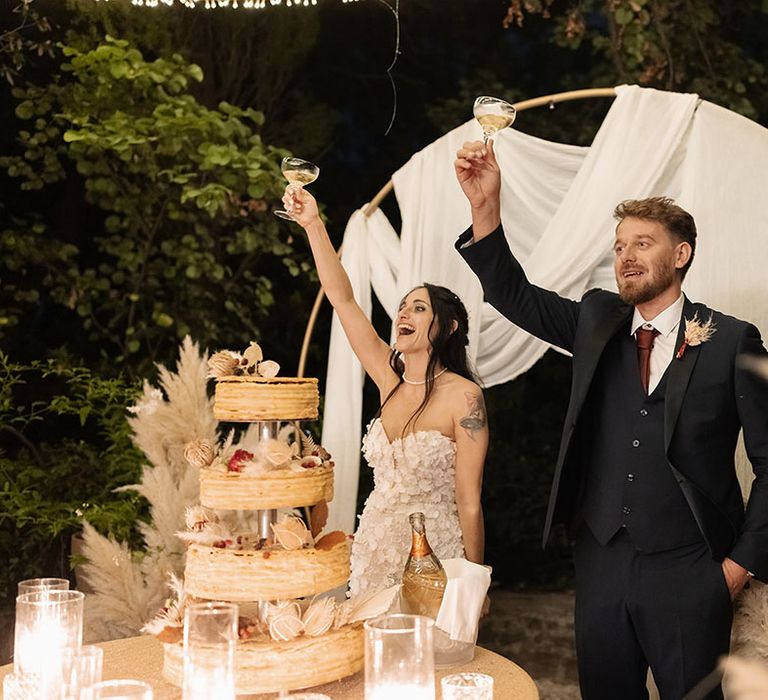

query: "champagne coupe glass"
left=274, top=157, right=320, bottom=221
left=473, top=96, right=516, bottom=144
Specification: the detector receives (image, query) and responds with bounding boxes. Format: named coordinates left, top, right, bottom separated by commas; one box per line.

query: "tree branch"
left=0, top=424, right=46, bottom=468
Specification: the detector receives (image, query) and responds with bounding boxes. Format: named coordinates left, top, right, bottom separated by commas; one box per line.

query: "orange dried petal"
left=315, top=530, right=346, bottom=551
left=310, top=500, right=329, bottom=538
left=156, top=626, right=183, bottom=644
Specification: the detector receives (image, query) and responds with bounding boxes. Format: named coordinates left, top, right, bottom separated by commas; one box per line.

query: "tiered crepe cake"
left=213, top=376, right=320, bottom=422
left=161, top=374, right=364, bottom=694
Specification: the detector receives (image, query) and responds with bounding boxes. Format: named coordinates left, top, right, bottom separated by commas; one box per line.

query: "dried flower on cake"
left=207, top=350, right=241, bottom=378
left=227, top=449, right=254, bottom=473
left=315, top=530, right=347, bottom=551
left=142, top=573, right=187, bottom=642
left=242, top=342, right=264, bottom=367
left=183, top=439, right=216, bottom=468
left=335, top=585, right=399, bottom=628
left=240, top=342, right=281, bottom=378
left=298, top=431, right=332, bottom=461
left=266, top=600, right=303, bottom=642
left=300, top=455, right=323, bottom=469
left=184, top=505, right=219, bottom=532
left=310, top=500, right=329, bottom=538
left=262, top=438, right=298, bottom=468
left=303, top=596, right=336, bottom=637
left=176, top=507, right=233, bottom=547
left=271, top=514, right=313, bottom=550
left=238, top=615, right=265, bottom=640
left=257, top=359, right=280, bottom=378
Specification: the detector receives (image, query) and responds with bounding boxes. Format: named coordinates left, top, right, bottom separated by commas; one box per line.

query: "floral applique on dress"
left=348, top=418, right=465, bottom=597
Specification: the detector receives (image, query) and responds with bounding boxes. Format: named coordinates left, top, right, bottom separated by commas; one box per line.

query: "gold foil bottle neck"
left=410, top=531, right=433, bottom=557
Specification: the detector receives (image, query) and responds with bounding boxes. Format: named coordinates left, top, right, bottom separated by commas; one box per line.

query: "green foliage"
left=504, top=0, right=768, bottom=121
left=0, top=36, right=309, bottom=374
left=0, top=0, right=55, bottom=85
left=0, top=351, right=144, bottom=606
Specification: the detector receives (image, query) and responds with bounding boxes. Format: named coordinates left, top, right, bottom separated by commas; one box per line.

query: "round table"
left=1, top=635, right=538, bottom=699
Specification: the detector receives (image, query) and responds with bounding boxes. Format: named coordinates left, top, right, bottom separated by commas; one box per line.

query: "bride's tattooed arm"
left=460, top=391, right=487, bottom=440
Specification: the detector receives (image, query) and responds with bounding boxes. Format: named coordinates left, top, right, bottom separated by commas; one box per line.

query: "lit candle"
left=182, top=663, right=236, bottom=700
left=364, top=614, right=435, bottom=700
left=183, top=602, right=238, bottom=700
left=14, top=589, right=84, bottom=693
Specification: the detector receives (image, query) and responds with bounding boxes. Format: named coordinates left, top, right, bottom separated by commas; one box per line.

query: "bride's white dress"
left=348, top=417, right=466, bottom=597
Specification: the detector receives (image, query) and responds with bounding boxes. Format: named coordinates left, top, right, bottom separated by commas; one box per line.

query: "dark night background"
left=1, top=0, right=766, bottom=610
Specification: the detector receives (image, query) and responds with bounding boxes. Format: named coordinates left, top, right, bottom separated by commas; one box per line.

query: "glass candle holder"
left=183, top=601, right=238, bottom=700
left=17, top=577, right=70, bottom=596
left=68, top=644, right=105, bottom=700
left=14, top=588, right=84, bottom=691
left=364, top=614, right=435, bottom=700
left=441, top=672, right=494, bottom=699
left=3, top=672, right=39, bottom=700
left=91, top=679, right=153, bottom=699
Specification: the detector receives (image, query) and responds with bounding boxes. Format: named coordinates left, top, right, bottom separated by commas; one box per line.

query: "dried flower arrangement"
left=143, top=578, right=398, bottom=645
left=676, top=313, right=716, bottom=359
left=78, top=338, right=216, bottom=641
left=207, top=341, right=280, bottom=379
left=79, top=336, right=397, bottom=649
left=180, top=342, right=332, bottom=475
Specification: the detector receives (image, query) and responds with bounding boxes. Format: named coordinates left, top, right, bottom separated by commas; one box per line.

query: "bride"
left=283, top=185, right=488, bottom=596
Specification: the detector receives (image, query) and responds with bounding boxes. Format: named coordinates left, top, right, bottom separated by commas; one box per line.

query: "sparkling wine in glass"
left=473, top=95, right=516, bottom=144
left=274, top=157, right=320, bottom=221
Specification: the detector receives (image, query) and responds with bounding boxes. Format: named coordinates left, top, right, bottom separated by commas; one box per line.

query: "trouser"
left=574, top=527, right=733, bottom=700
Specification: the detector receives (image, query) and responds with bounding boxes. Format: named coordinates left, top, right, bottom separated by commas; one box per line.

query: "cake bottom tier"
left=162, top=624, right=364, bottom=694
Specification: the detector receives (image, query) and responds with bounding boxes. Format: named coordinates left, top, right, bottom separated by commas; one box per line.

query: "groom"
left=453, top=139, right=768, bottom=698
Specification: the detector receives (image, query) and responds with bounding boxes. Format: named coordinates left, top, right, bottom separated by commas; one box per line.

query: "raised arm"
left=453, top=139, right=581, bottom=352
left=454, top=139, right=502, bottom=241
left=451, top=382, right=489, bottom=565
left=284, top=186, right=395, bottom=390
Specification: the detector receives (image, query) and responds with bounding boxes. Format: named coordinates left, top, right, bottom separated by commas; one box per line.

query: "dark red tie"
left=636, top=327, right=660, bottom=394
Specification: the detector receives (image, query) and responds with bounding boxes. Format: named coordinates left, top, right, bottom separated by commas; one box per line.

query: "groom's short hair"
left=613, top=196, right=697, bottom=280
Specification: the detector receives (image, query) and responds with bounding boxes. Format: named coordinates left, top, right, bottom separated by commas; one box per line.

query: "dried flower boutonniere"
left=676, top=313, right=716, bottom=359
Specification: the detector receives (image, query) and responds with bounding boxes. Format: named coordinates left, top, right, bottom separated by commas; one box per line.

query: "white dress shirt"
left=630, top=294, right=685, bottom=393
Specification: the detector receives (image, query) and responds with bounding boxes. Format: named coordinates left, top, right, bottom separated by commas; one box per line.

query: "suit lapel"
left=543, top=299, right=633, bottom=545
left=664, top=296, right=702, bottom=451
left=569, top=302, right=633, bottom=423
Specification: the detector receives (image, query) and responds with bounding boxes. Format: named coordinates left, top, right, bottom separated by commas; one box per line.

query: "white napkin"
left=435, top=558, right=492, bottom=643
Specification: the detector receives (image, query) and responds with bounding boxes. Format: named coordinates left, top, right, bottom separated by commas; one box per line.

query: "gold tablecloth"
left=0, top=635, right=538, bottom=699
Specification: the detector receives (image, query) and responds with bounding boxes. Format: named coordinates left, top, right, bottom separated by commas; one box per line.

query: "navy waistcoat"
left=578, top=325, right=702, bottom=551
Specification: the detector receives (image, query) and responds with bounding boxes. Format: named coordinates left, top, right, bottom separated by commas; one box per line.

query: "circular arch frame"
left=297, top=86, right=617, bottom=377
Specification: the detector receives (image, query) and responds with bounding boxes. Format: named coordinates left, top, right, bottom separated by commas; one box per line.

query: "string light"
left=93, top=0, right=328, bottom=9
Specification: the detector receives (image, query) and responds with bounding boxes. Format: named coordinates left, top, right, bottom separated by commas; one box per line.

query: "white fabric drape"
left=322, top=85, right=768, bottom=534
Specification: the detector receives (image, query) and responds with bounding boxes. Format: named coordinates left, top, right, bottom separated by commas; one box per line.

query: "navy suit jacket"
left=457, top=225, right=768, bottom=580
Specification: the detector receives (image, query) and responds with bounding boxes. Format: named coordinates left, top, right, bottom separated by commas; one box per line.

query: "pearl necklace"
left=402, top=367, right=447, bottom=385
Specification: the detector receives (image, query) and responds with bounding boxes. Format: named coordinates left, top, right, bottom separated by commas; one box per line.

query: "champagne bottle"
left=401, top=512, right=447, bottom=619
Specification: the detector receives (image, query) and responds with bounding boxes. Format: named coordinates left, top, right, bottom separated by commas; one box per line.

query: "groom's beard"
left=617, top=259, right=678, bottom=306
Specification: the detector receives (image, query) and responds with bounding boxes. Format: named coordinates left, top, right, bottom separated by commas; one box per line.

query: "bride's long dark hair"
left=376, top=283, right=478, bottom=437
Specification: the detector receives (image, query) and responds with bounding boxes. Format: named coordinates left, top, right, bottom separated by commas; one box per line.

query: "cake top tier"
left=214, top=376, right=319, bottom=422
left=208, top=342, right=319, bottom=422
